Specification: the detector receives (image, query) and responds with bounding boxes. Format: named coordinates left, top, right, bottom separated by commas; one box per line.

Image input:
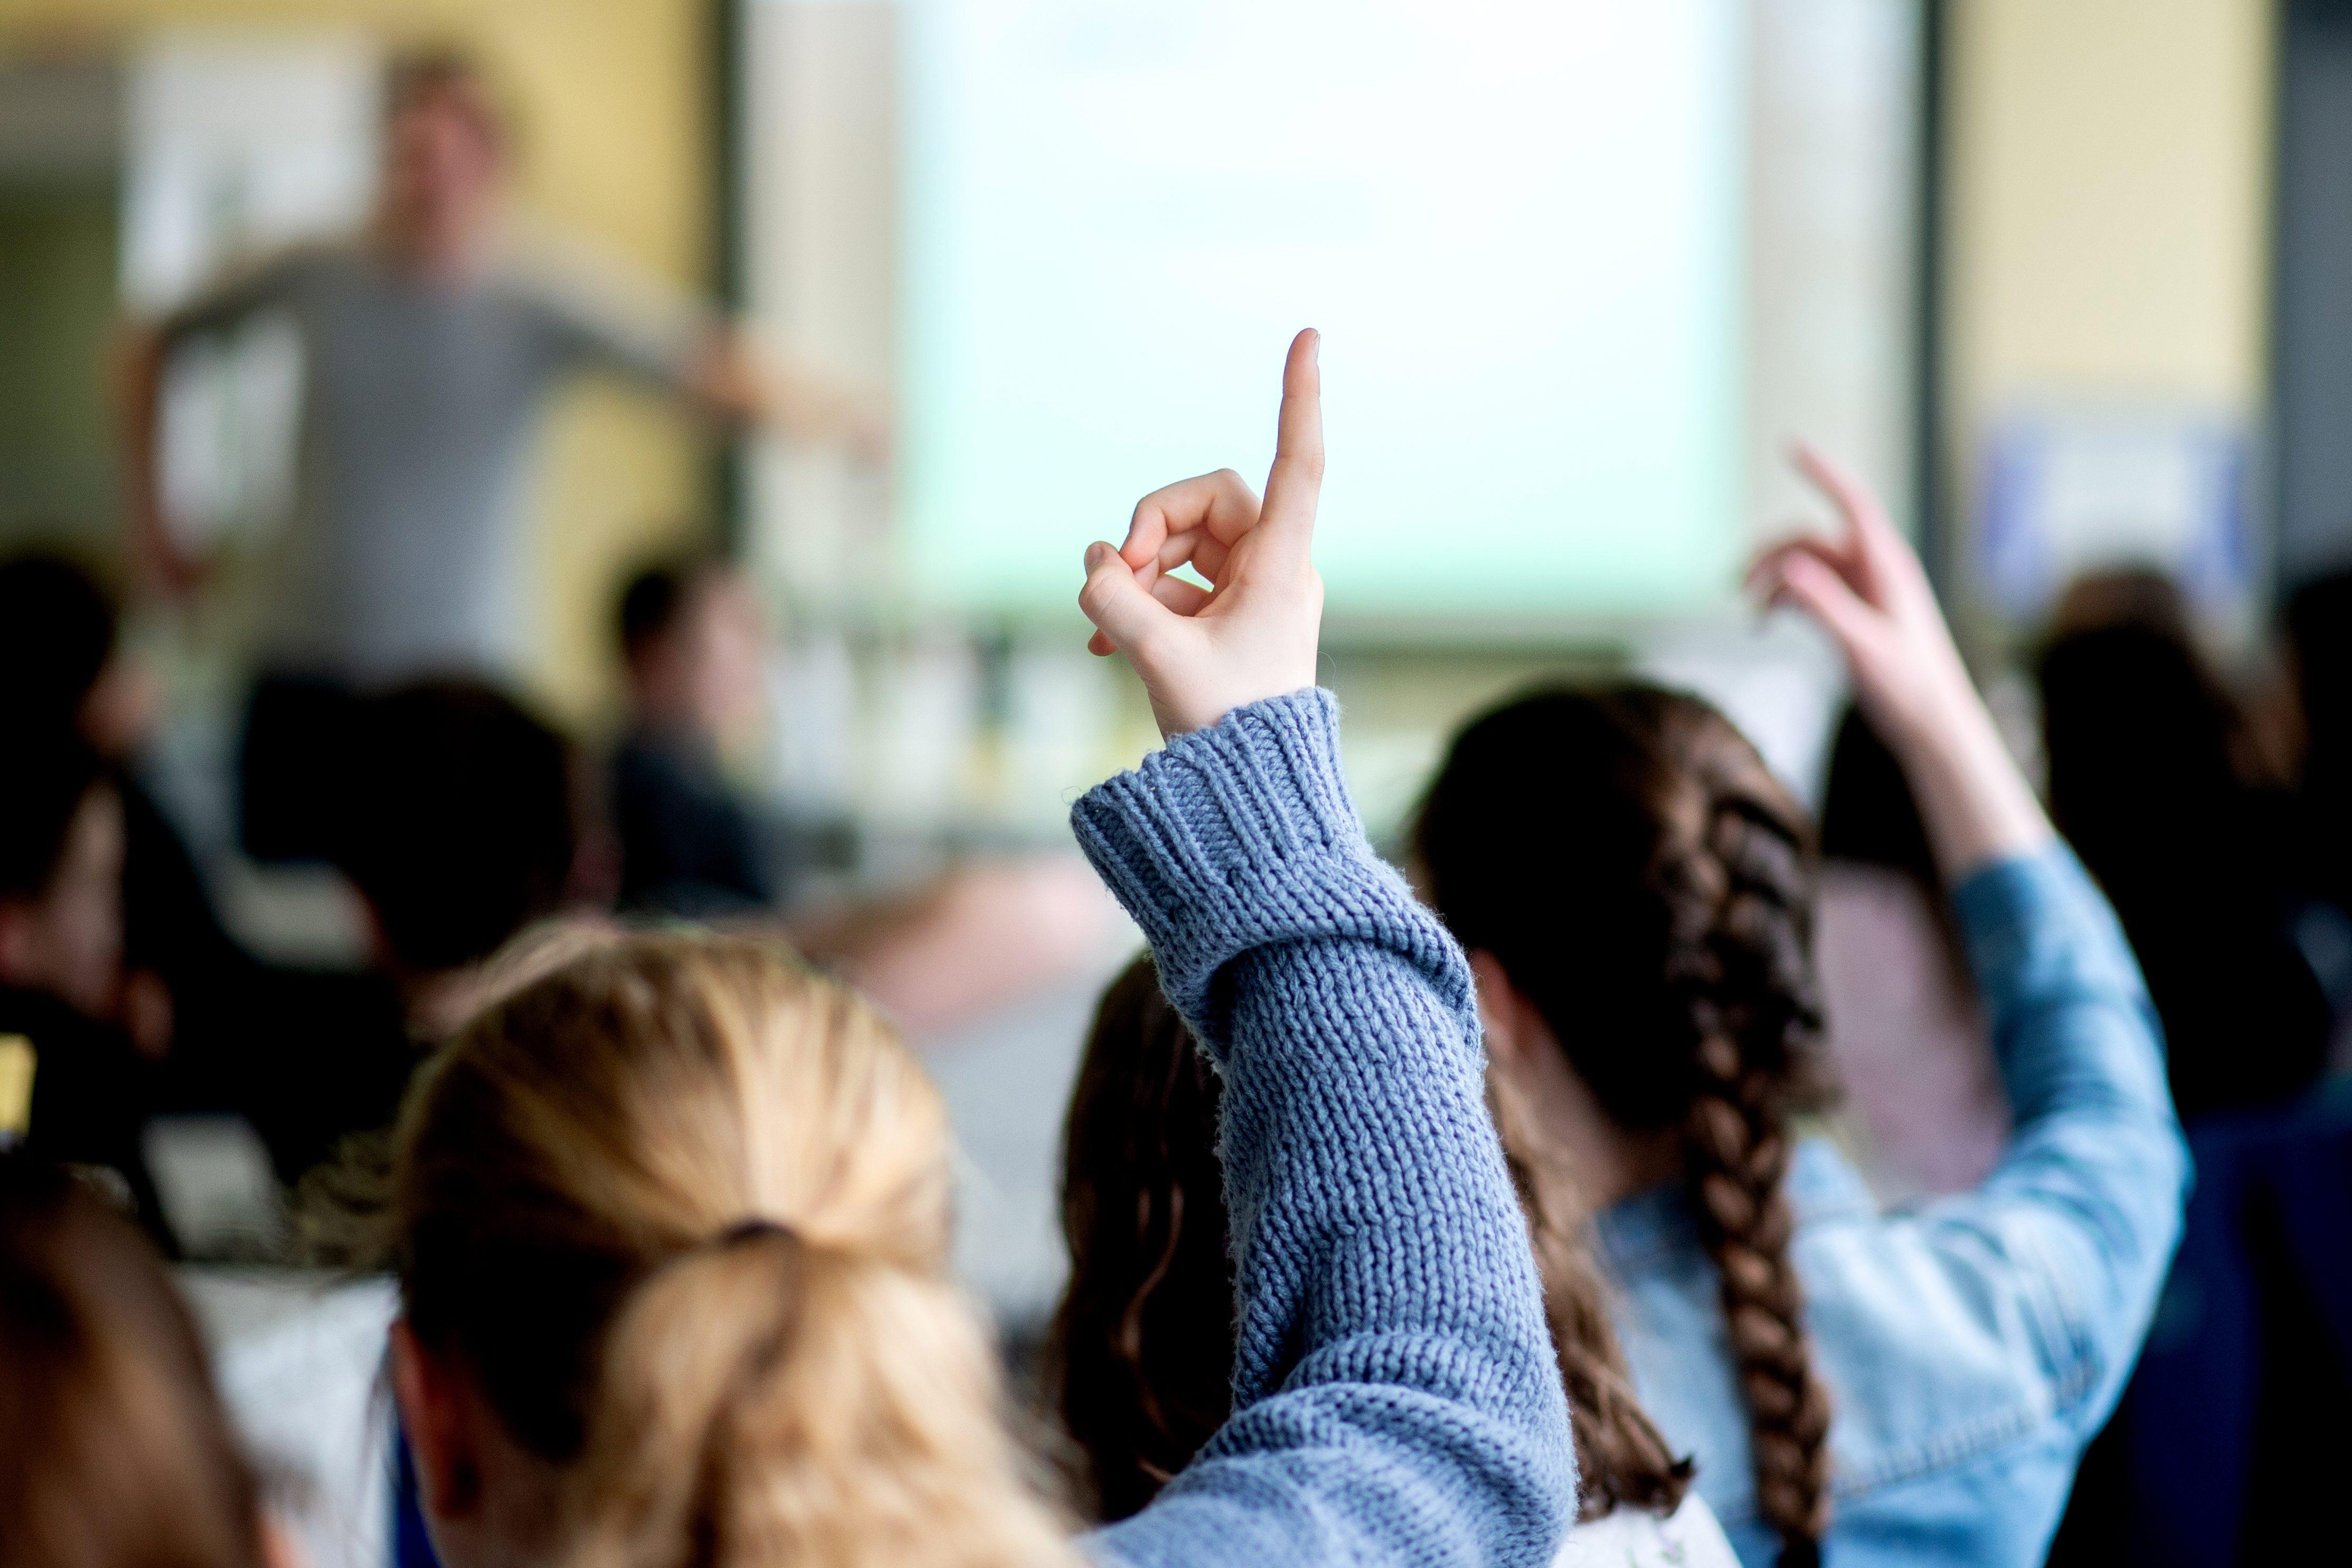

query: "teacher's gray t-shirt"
left=162, top=241, right=700, bottom=685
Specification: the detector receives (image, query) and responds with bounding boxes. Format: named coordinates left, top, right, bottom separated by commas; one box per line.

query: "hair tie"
left=715, top=1217, right=798, bottom=1249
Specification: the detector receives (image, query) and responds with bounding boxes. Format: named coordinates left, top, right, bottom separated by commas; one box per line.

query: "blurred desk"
left=915, top=940, right=1136, bottom=1334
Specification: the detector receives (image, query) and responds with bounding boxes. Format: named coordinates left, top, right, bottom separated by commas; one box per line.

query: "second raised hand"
left=1079, top=328, right=1327, bottom=738
left=1749, top=442, right=2051, bottom=879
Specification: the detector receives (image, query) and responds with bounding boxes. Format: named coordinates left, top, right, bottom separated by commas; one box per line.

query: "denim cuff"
left=1950, top=844, right=2102, bottom=989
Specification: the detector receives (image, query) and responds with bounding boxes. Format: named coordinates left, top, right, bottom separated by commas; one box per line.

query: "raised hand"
left=1749, top=444, right=2050, bottom=876
left=1079, top=329, right=1326, bottom=737
left=1746, top=444, right=1979, bottom=754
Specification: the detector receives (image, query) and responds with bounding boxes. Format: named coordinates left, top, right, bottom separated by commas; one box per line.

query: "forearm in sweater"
left=1073, top=690, right=1573, bottom=1567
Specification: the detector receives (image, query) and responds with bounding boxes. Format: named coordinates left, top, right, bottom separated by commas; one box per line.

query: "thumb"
left=1079, top=542, right=1173, bottom=657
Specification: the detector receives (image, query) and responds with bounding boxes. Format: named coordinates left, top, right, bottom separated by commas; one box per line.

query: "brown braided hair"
left=1491, top=1071, right=1695, bottom=1519
left=1043, top=952, right=1696, bottom=1526
left=1413, top=684, right=1838, bottom=1566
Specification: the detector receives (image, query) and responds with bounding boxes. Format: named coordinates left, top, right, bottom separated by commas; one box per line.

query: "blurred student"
left=118, top=48, right=871, bottom=858
left=1049, top=956, right=1737, bottom=1566
left=0, top=1153, right=293, bottom=1568
left=608, top=551, right=1125, bottom=1035
left=0, top=551, right=155, bottom=759
left=1811, top=708, right=2007, bottom=1198
left=0, top=745, right=174, bottom=1249
left=1411, top=450, right=2186, bottom=1568
left=0, top=551, right=554, bottom=1188
left=383, top=333, right=1575, bottom=1567
left=2038, top=590, right=2331, bottom=1117
left=235, top=679, right=587, bottom=1185
left=333, top=680, right=584, bottom=1023
left=611, top=555, right=780, bottom=916
left=0, top=550, right=239, bottom=1079
left=2283, top=568, right=2352, bottom=995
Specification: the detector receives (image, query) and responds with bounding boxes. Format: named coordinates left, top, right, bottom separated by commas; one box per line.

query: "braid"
left=1674, top=795, right=1835, bottom=1564
left=1415, top=682, right=1845, bottom=1562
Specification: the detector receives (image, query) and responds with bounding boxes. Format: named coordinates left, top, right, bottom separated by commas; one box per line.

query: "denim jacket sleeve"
left=1069, top=691, right=1574, bottom=1568
left=1929, top=846, right=2190, bottom=1431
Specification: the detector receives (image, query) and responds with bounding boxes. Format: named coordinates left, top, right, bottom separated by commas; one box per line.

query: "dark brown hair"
left=1043, top=957, right=1234, bottom=1522
left=333, top=681, right=579, bottom=976
left=1044, top=953, right=1694, bottom=1527
left=1413, top=684, right=1837, bottom=1566
left=0, top=550, right=116, bottom=741
left=1489, top=1074, right=1695, bottom=1521
left=2038, top=620, right=2329, bottom=1116
left=0, top=1154, right=266, bottom=1568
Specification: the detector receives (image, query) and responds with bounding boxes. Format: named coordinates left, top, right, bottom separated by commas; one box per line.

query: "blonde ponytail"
left=392, top=930, right=1075, bottom=1568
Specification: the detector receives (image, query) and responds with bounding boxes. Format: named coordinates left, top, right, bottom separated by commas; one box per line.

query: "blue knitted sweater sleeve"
left=1071, top=690, right=1575, bottom=1568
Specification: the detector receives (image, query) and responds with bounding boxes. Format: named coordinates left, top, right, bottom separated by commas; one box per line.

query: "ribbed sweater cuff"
left=1071, top=688, right=1450, bottom=1052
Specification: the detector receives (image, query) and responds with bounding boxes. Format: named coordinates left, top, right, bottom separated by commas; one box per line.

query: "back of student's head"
left=0, top=1154, right=266, bottom=1568
left=335, top=682, right=578, bottom=976
left=1817, top=706, right=1935, bottom=886
left=2038, top=619, right=2328, bottom=1111
left=0, top=551, right=116, bottom=742
left=1047, top=952, right=1693, bottom=1527
left=1044, top=957, right=1233, bottom=1520
left=2037, top=619, right=2243, bottom=873
left=2288, top=567, right=2352, bottom=798
left=391, top=929, right=1071, bottom=1568
left=1412, top=684, right=1834, bottom=1562
left=2048, top=565, right=2192, bottom=644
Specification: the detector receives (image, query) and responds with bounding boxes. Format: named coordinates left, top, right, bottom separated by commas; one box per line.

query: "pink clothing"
left=1814, top=863, right=2009, bottom=1200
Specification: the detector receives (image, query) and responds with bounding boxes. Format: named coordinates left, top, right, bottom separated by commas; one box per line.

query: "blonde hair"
left=391, top=929, right=1075, bottom=1568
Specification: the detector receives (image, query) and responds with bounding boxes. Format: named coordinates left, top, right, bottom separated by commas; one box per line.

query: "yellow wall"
left=0, top=0, right=718, bottom=721
left=1946, top=0, right=2272, bottom=434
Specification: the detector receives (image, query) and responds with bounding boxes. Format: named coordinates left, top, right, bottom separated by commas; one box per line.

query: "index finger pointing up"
left=1259, top=329, right=1325, bottom=552
left=1792, top=442, right=1890, bottom=546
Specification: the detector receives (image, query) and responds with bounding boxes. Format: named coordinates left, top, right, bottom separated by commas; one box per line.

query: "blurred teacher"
left=122, top=48, right=860, bottom=689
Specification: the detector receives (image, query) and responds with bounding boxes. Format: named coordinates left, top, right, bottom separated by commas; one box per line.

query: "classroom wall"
left=1746, top=0, right=1921, bottom=540
left=3, top=1, right=2287, bottom=696
left=1944, top=0, right=2274, bottom=593
left=0, top=0, right=718, bottom=720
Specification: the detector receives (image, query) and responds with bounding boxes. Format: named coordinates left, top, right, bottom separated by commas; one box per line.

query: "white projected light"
left=900, top=0, right=1745, bottom=620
